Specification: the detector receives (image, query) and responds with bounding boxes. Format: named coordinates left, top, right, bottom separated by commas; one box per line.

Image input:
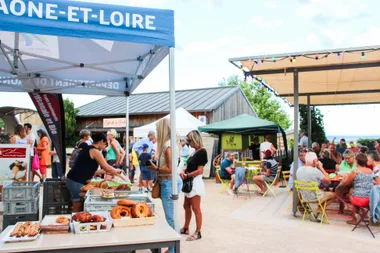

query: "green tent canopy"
left=199, top=114, right=289, bottom=161
left=199, top=114, right=283, bottom=135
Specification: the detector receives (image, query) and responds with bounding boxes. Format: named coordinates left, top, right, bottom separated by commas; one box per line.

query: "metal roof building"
left=76, top=86, right=256, bottom=134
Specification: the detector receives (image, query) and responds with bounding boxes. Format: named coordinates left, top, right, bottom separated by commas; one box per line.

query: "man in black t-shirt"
left=138, top=144, right=153, bottom=192
left=248, top=137, right=260, bottom=160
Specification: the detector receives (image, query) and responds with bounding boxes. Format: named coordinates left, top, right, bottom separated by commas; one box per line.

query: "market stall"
left=0, top=0, right=181, bottom=251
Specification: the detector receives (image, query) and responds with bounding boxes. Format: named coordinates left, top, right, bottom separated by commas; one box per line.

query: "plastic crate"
left=43, top=179, right=71, bottom=205
left=2, top=213, right=39, bottom=231
left=3, top=197, right=39, bottom=215
left=84, top=195, right=155, bottom=213
left=42, top=203, right=72, bottom=218
left=2, top=182, right=40, bottom=202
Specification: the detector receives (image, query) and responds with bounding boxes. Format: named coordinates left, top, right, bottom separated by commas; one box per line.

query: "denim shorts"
left=66, top=177, right=84, bottom=202
left=141, top=169, right=153, bottom=181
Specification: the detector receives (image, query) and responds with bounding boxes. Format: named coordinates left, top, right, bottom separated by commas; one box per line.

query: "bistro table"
left=0, top=217, right=180, bottom=253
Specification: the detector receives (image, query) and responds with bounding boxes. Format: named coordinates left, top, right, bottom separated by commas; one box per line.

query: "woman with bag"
left=149, top=118, right=182, bottom=253
left=179, top=130, right=207, bottom=241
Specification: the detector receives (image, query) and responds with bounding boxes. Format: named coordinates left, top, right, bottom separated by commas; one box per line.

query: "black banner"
left=29, top=93, right=66, bottom=173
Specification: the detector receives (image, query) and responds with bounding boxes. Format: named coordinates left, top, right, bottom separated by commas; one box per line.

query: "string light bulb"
left=290, top=56, right=296, bottom=63
left=315, top=53, right=319, bottom=60
left=261, top=59, right=264, bottom=63
left=361, top=52, right=366, bottom=59
left=271, top=57, right=276, bottom=62
left=337, top=52, right=341, bottom=59
left=240, top=65, right=244, bottom=70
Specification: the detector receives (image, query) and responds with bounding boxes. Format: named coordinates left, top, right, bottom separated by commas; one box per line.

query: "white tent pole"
left=169, top=47, right=179, bottom=232
left=307, top=95, right=312, bottom=148
left=125, top=94, right=130, bottom=171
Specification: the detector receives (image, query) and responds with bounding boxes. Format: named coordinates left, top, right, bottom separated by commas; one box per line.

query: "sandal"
left=186, top=231, right=202, bottom=241
left=180, top=227, right=189, bottom=235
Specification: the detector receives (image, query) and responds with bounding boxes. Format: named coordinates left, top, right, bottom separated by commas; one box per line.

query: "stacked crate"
left=42, top=179, right=72, bottom=218
left=2, top=181, right=40, bottom=230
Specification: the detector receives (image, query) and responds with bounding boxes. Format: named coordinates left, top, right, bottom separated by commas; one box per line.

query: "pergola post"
left=307, top=95, right=312, bottom=148
left=292, top=69, right=299, bottom=216
left=169, top=47, right=179, bottom=232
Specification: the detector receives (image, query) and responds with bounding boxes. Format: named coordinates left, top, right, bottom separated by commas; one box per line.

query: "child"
left=138, top=143, right=153, bottom=192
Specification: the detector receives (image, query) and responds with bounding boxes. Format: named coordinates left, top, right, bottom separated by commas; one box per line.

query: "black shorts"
left=220, top=174, right=232, bottom=180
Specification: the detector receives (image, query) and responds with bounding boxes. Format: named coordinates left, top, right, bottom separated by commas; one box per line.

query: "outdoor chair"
left=262, top=166, right=282, bottom=197
left=351, top=203, right=376, bottom=238
left=216, top=169, right=231, bottom=194
left=294, top=180, right=330, bottom=225
left=282, top=170, right=292, bottom=210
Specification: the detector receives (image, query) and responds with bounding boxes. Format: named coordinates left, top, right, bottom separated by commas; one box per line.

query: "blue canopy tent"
left=0, top=0, right=180, bottom=231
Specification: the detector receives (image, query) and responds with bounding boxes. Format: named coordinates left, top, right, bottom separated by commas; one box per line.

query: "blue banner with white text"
left=0, top=0, right=174, bottom=47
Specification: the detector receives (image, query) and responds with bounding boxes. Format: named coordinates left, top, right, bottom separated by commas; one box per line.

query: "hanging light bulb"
left=261, top=59, right=264, bottom=63
left=271, top=57, right=276, bottom=62
left=257, top=59, right=261, bottom=65
left=293, top=56, right=296, bottom=62
left=315, top=53, right=319, bottom=60
left=337, top=52, right=341, bottom=59
left=361, top=52, right=366, bottom=59
left=240, top=65, right=244, bottom=70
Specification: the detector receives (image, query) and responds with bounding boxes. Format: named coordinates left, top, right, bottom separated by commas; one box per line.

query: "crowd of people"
left=290, top=134, right=380, bottom=225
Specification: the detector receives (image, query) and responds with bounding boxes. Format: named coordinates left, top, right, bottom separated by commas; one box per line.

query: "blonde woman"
left=179, top=130, right=207, bottom=241
left=10, top=125, right=27, bottom=144
left=148, top=118, right=182, bottom=253
left=106, top=129, right=124, bottom=167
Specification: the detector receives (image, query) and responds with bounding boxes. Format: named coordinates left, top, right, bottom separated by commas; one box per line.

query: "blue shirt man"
left=220, top=153, right=235, bottom=179
left=133, top=131, right=155, bottom=155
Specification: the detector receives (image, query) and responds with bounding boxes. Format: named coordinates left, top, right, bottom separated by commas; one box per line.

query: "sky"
left=0, top=0, right=380, bottom=136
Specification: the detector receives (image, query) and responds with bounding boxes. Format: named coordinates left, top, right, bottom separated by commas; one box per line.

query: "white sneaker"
left=227, top=189, right=234, bottom=196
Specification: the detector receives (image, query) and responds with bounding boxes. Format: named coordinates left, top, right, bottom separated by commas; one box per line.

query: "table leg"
left=175, top=240, right=180, bottom=253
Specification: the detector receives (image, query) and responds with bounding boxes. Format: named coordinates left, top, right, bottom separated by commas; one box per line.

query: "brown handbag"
left=151, top=148, right=165, bottom=199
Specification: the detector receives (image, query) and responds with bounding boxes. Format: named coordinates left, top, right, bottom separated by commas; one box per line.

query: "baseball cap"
left=141, top=143, right=149, bottom=150
left=265, top=149, right=272, bottom=155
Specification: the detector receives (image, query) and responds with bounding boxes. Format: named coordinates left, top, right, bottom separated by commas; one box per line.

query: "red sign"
left=0, top=147, right=27, bottom=158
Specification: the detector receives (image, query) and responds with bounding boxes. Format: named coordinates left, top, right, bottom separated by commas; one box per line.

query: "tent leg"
left=307, top=95, right=312, bottom=148
left=169, top=47, right=179, bottom=233
left=292, top=69, right=299, bottom=216
left=125, top=95, right=130, bottom=170
left=13, top=33, right=19, bottom=74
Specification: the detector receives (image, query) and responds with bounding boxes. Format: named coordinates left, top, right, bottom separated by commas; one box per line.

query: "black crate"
left=43, top=179, right=71, bottom=205
left=3, top=213, right=39, bottom=231
left=42, top=203, right=72, bottom=218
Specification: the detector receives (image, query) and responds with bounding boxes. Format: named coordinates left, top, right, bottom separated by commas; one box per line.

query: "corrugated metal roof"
left=77, top=86, right=241, bottom=117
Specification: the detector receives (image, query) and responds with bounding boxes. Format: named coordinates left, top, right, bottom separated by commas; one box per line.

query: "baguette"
left=10, top=223, right=22, bottom=237
left=22, top=221, right=32, bottom=236
left=28, top=223, right=40, bottom=237
left=16, top=224, right=24, bottom=237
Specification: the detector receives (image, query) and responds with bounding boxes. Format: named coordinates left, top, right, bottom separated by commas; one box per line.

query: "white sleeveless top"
left=15, top=135, right=28, bottom=145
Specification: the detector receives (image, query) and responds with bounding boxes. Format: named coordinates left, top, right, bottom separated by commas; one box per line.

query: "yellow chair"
left=216, top=169, right=231, bottom=194
left=294, top=180, right=330, bottom=225
left=262, top=166, right=282, bottom=197
left=282, top=171, right=292, bottom=210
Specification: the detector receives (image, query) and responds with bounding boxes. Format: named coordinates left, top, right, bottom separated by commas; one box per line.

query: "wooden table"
left=0, top=217, right=180, bottom=253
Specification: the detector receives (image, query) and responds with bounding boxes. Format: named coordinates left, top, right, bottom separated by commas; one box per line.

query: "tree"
left=218, top=75, right=292, bottom=129
left=299, top=105, right=327, bottom=145
left=64, top=98, right=79, bottom=147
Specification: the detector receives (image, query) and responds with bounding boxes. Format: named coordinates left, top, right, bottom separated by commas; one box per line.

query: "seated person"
left=329, top=144, right=342, bottom=164
left=341, top=153, right=380, bottom=225
left=337, top=149, right=357, bottom=174
left=319, top=149, right=338, bottom=173
left=253, top=150, right=278, bottom=194
left=289, top=149, right=307, bottom=190
left=296, top=152, right=336, bottom=213
left=220, top=152, right=236, bottom=195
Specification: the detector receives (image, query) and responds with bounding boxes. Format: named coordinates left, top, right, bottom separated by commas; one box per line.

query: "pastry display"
left=131, top=202, right=153, bottom=218
left=92, top=215, right=106, bottom=222
left=102, top=189, right=115, bottom=198
left=9, top=221, right=40, bottom=238
left=117, top=199, right=135, bottom=207
left=72, top=212, right=107, bottom=223
left=56, top=216, right=70, bottom=225
left=111, top=206, right=132, bottom=219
